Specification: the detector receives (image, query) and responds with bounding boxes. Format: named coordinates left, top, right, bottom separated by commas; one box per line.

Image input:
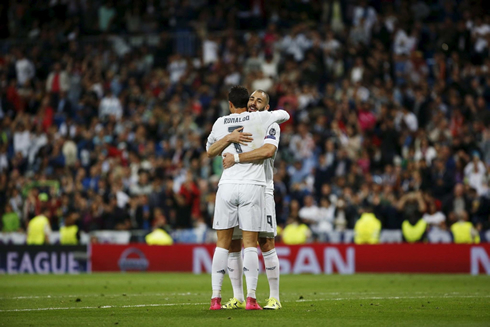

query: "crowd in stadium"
left=0, top=0, right=490, bottom=243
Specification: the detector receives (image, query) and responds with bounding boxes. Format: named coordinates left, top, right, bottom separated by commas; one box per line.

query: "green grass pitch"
left=1, top=273, right=489, bottom=326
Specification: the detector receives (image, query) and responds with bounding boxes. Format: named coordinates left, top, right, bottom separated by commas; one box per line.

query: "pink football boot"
left=209, top=298, right=222, bottom=310
left=245, top=297, right=263, bottom=310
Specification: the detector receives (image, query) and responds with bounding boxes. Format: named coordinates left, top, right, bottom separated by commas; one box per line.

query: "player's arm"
left=223, top=122, right=280, bottom=169
left=222, top=144, right=277, bottom=169
left=206, top=127, right=254, bottom=158
left=262, top=109, right=290, bottom=126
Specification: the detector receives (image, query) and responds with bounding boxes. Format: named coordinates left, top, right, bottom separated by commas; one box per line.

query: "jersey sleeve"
left=205, top=120, right=219, bottom=151
left=263, top=110, right=290, bottom=127
left=263, top=122, right=280, bottom=148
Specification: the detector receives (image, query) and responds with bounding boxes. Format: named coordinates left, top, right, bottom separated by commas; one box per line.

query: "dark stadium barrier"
left=2, top=230, right=489, bottom=245
left=90, top=244, right=490, bottom=275
left=0, top=245, right=88, bottom=274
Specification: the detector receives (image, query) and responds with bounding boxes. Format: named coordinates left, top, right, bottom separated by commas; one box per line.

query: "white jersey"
left=206, top=110, right=289, bottom=186
left=263, top=122, right=280, bottom=195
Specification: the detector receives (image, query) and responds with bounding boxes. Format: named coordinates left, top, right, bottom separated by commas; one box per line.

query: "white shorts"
left=213, top=184, right=265, bottom=232
left=232, top=192, right=276, bottom=240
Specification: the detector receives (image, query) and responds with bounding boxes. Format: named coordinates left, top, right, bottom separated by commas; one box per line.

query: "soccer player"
left=206, top=86, right=290, bottom=310
left=220, top=90, right=282, bottom=310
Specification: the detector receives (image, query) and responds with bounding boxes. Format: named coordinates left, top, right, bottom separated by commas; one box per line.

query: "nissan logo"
left=118, top=248, right=149, bottom=271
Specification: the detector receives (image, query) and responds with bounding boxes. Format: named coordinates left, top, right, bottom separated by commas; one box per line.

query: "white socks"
left=228, top=251, right=244, bottom=302
left=243, top=247, right=259, bottom=299
left=224, top=247, right=281, bottom=301
left=263, top=249, right=280, bottom=301
left=211, top=247, right=229, bottom=299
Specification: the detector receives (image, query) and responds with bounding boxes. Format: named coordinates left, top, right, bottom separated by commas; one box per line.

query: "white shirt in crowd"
left=299, top=204, right=319, bottom=222
left=289, top=133, right=315, bottom=160
left=464, top=160, right=488, bottom=195
left=261, top=58, right=279, bottom=78
left=393, top=29, right=417, bottom=55
left=322, top=38, right=341, bottom=53
left=116, top=190, right=130, bottom=208
left=315, top=205, right=335, bottom=233
left=224, top=72, right=241, bottom=86
left=28, top=132, right=48, bottom=164
left=281, top=33, right=312, bottom=62
left=352, top=5, right=377, bottom=31
left=99, top=95, right=123, bottom=120
left=168, top=58, right=187, bottom=83
left=59, top=122, right=77, bottom=138
left=252, top=75, right=273, bottom=92
left=15, top=58, right=35, bottom=85
left=422, top=211, right=446, bottom=226
left=472, top=23, right=490, bottom=53
left=203, top=39, right=219, bottom=65
left=0, top=151, right=8, bottom=172
left=46, top=71, right=69, bottom=92
left=13, top=130, right=31, bottom=157
left=414, top=146, right=437, bottom=166
left=351, top=66, right=364, bottom=83
left=395, top=110, right=418, bottom=132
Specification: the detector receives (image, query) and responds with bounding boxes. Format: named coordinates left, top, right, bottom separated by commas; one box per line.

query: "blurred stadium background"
left=1, top=0, right=490, bottom=249
left=1, top=1, right=490, bottom=325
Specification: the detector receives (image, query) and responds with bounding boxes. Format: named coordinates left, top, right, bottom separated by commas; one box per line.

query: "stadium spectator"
left=59, top=211, right=80, bottom=245
left=145, top=209, right=173, bottom=245
left=464, top=152, right=488, bottom=196
left=354, top=207, right=381, bottom=244
left=15, top=50, right=35, bottom=86
left=2, top=203, right=20, bottom=232
left=281, top=216, right=311, bottom=245
left=312, top=197, right=335, bottom=240
left=98, top=1, right=117, bottom=33
left=26, top=208, right=51, bottom=245
left=451, top=210, right=480, bottom=244
left=99, top=89, right=123, bottom=121
left=397, top=191, right=427, bottom=225
left=422, top=201, right=446, bottom=230
left=402, top=217, right=428, bottom=243
left=298, top=194, right=319, bottom=223
left=46, top=63, right=69, bottom=100
left=442, top=184, right=471, bottom=223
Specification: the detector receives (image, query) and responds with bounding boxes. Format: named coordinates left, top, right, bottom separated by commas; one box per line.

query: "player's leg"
left=242, top=230, right=261, bottom=309
left=259, top=238, right=281, bottom=309
left=210, top=185, right=239, bottom=310
left=211, top=229, right=233, bottom=309
left=222, top=230, right=245, bottom=309
left=259, top=192, right=281, bottom=309
left=238, top=184, right=265, bottom=310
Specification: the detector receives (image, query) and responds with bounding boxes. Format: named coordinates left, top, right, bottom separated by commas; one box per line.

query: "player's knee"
left=229, top=239, right=242, bottom=253
left=216, top=229, right=234, bottom=249
left=242, top=231, right=258, bottom=248
left=259, top=237, right=275, bottom=252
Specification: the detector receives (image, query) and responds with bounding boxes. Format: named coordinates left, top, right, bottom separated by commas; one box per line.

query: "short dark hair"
left=65, top=209, right=77, bottom=217
left=254, top=89, right=270, bottom=105
left=228, top=85, right=249, bottom=108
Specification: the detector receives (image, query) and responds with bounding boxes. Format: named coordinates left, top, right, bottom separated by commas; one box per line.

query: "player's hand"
left=222, top=153, right=236, bottom=169
left=227, top=127, right=253, bottom=145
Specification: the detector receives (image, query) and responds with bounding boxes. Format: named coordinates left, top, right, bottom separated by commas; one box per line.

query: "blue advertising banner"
left=0, top=246, right=88, bottom=274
